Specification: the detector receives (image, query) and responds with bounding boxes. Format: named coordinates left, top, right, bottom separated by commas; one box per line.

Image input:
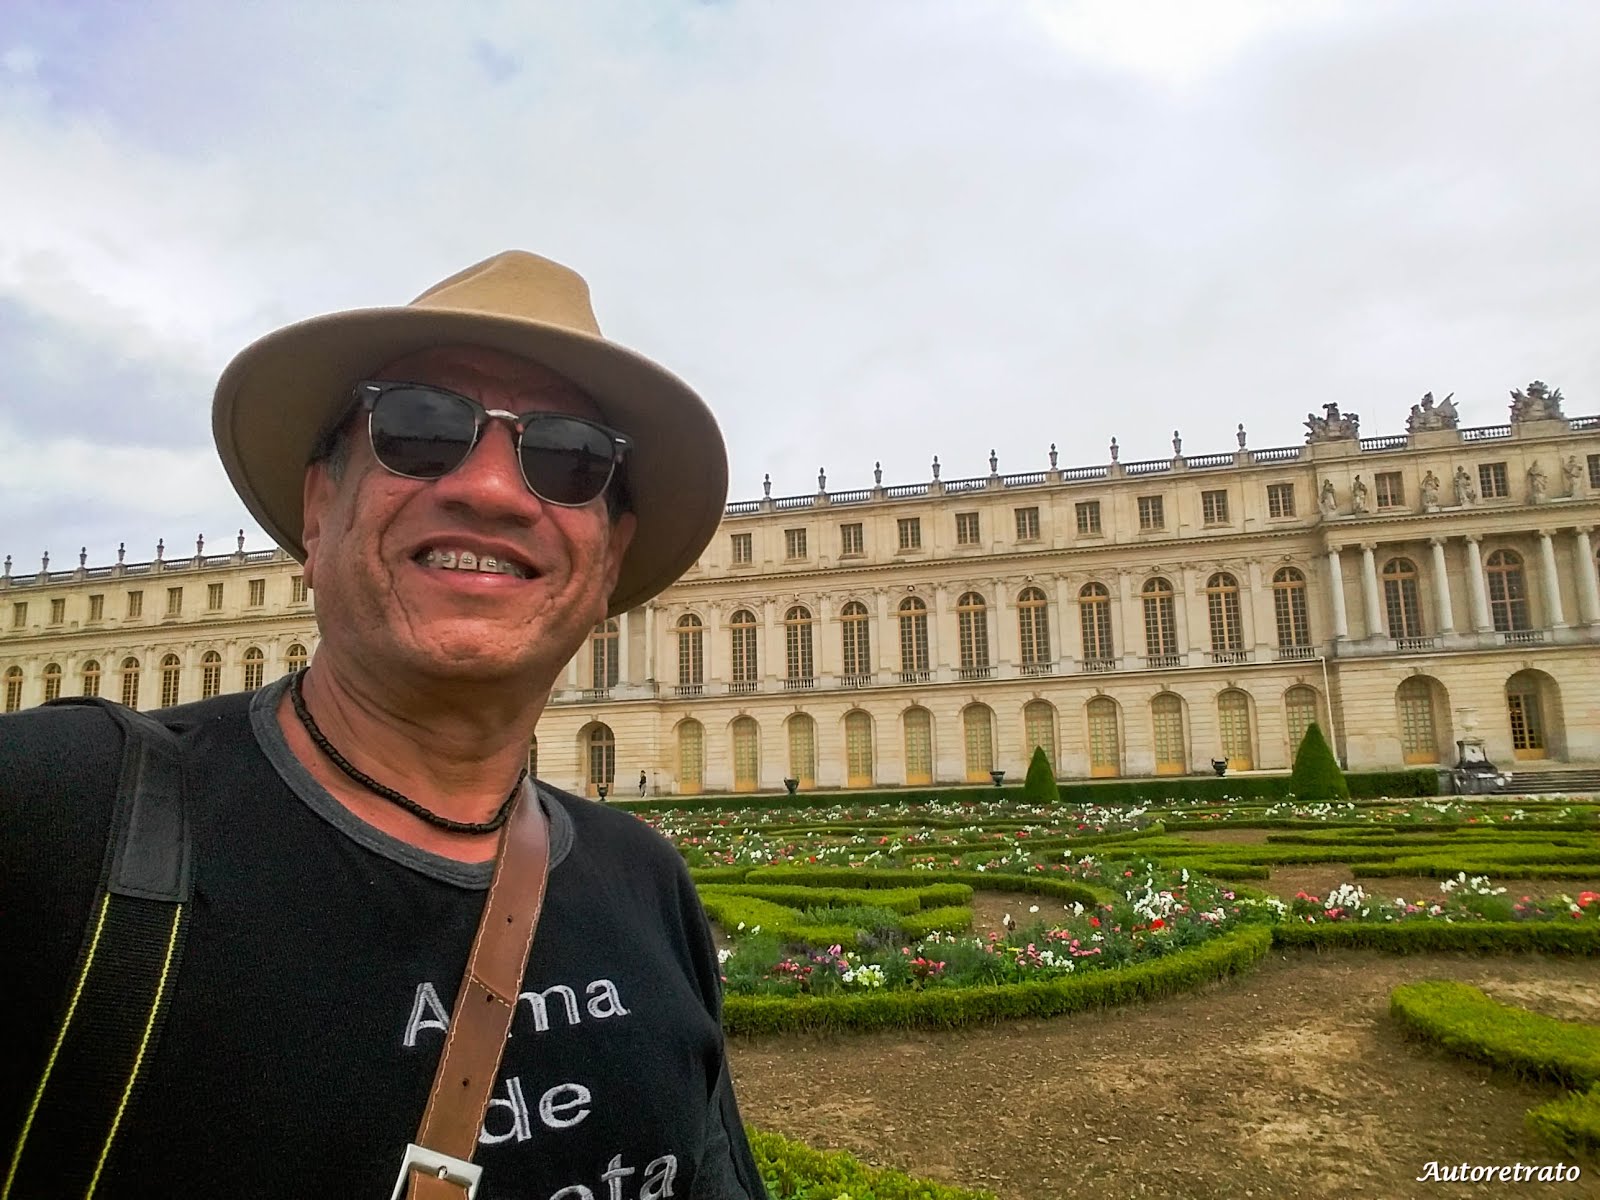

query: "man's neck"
left=274, top=659, right=547, bottom=862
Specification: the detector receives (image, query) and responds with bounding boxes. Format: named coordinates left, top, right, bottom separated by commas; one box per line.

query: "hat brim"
left=212, top=306, right=727, bottom=617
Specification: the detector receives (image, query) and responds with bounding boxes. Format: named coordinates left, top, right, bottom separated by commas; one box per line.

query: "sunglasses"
left=348, top=381, right=630, bottom=508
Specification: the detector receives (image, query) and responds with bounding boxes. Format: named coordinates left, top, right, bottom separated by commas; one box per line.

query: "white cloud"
left=0, top=0, right=1597, bottom=562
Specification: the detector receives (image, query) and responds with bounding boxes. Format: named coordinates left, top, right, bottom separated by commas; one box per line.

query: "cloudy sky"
left=2, top=0, right=1596, bottom=571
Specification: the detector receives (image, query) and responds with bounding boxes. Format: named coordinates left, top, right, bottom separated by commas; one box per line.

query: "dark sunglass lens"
left=519, top=418, right=617, bottom=505
left=369, top=388, right=477, bottom=479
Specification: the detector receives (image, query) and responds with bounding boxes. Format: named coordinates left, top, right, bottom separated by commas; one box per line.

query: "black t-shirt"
left=1, top=680, right=761, bottom=1198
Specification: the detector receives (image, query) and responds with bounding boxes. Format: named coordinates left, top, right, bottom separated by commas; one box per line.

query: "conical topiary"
left=1290, top=722, right=1348, bottom=801
left=1022, top=745, right=1061, bottom=802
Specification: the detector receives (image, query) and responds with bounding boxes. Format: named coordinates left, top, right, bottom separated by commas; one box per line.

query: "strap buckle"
left=390, top=1143, right=483, bottom=1199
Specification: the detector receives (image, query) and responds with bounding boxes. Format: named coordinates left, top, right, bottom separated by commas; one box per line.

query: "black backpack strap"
left=4, top=699, right=190, bottom=1199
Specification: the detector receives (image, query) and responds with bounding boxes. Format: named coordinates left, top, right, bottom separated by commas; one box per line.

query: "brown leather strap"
left=406, top=780, right=550, bottom=1197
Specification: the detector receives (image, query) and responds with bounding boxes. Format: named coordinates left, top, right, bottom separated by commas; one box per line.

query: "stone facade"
left=4, top=403, right=1599, bottom=797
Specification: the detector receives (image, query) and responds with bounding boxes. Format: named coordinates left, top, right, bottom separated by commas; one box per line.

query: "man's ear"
left=602, top=511, right=638, bottom=597
left=300, top=464, right=336, bottom=591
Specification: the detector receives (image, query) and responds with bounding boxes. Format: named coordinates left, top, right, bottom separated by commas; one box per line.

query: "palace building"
left=3, top=382, right=1598, bottom=797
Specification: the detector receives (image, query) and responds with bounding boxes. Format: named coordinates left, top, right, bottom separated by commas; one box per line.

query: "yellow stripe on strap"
left=84, top=903, right=184, bottom=1199
left=3, top=894, right=113, bottom=1200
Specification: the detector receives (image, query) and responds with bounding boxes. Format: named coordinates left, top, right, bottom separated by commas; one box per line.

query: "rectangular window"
left=840, top=522, right=864, bottom=556
left=49, top=598, right=65, bottom=625
left=10, top=601, right=25, bottom=629
left=248, top=578, right=266, bottom=606
left=1014, top=506, right=1040, bottom=541
left=1266, top=483, right=1296, bottom=518
left=897, top=517, right=921, bottom=551
left=784, top=528, right=807, bottom=560
left=1588, top=454, right=1599, bottom=490
left=127, top=591, right=143, bottom=619
left=1375, top=471, right=1405, bottom=508
left=88, top=593, right=104, bottom=621
left=955, top=512, right=980, bottom=546
left=1137, top=495, right=1165, bottom=531
left=207, top=582, right=224, bottom=611
left=1479, top=462, right=1509, bottom=499
left=1200, top=490, right=1229, bottom=526
left=1075, top=501, right=1102, bottom=536
left=291, top=574, right=307, bottom=603
left=730, top=532, right=753, bottom=565
left=165, top=587, right=183, bottom=617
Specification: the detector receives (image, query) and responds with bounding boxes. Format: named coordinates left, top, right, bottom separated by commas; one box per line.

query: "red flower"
left=1089, top=917, right=1101, bottom=927
left=1150, top=918, right=1165, bottom=929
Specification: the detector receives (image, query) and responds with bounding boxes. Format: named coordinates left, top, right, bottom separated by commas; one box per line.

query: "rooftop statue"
left=1509, top=380, right=1564, bottom=423
left=1406, top=391, right=1458, bottom=432
left=1305, top=402, right=1360, bottom=443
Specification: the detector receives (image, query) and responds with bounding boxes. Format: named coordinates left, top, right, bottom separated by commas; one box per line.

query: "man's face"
left=301, top=345, right=636, bottom=693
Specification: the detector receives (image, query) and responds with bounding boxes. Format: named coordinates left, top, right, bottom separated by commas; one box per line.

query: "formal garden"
left=623, top=730, right=1600, bottom=1199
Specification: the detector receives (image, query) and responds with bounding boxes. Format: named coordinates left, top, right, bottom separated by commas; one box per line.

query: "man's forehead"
left=373, top=344, right=598, bottom=413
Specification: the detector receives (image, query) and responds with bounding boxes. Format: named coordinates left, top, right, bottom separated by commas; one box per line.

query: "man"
left=1, top=252, right=765, bottom=1198
left=640, top=771, right=649, bottom=797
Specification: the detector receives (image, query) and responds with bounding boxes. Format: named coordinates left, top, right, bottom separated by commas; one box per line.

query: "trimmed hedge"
left=722, top=926, right=1272, bottom=1034
left=743, top=866, right=1099, bottom=907
left=698, top=883, right=973, bottom=915
left=619, top=769, right=1440, bottom=814
left=1290, top=723, right=1349, bottom=801
left=899, top=905, right=976, bottom=941
left=1022, top=746, right=1061, bottom=802
left=1390, top=980, right=1600, bottom=1090
left=1526, top=1086, right=1600, bottom=1160
left=689, top=867, right=752, bottom=884
left=1352, top=861, right=1600, bottom=880
left=1275, top=922, right=1600, bottom=955
left=749, top=1129, right=998, bottom=1200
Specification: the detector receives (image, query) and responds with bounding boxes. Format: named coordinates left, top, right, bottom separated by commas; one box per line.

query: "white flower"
left=1029, top=905, right=1039, bottom=914
left=717, top=948, right=734, bottom=964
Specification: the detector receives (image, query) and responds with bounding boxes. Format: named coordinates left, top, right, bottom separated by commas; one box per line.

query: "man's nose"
left=429, top=417, right=535, bottom=508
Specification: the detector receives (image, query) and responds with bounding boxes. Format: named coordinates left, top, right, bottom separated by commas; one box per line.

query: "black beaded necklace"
left=288, top=668, right=525, bottom=835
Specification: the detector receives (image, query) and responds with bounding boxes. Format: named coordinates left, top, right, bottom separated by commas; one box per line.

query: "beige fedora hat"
left=212, top=251, right=727, bottom=617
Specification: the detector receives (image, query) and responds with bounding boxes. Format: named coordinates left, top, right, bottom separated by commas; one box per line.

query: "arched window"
left=2, top=666, right=21, bottom=713
left=1151, top=692, right=1185, bottom=775
left=902, top=706, right=933, bottom=785
left=1218, top=689, right=1253, bottom=770
left=956, top=592, right=990, bottom=674
left=159, top=653, right=182, bottom=707
left=840, top=601, right=872, bottom=681
left=242, top=646, right=265, bottom=691
left=731, top=716, right=760, bottom=791
left=590, top=619, right=619, bottom=690
left=1382, top=558, right=1424, bottom=639
left=1396, top=677, right=1438, bottom=764
left=786, top=713, right=816, bottom=788
left=962, top=704, right=995, bottom=781
left=1023, top=700, right=1057, bottom=768
left=1485, top=550, right=1530, bottom=632
left=120, top=657, right=141, bottom=708
left=1272, top=568, right=1310, bottom=650
left=1079, top=582, right=1114, bottom=663
left=676, top=614, right=704, bottom=692
left=845, top=710, right=874, bottom=787
left=81, top=659, right=101, bottom=698
left=585, top=724, right=615, bottom=796
left=1205, top=572, right=1244, bottom=653
left=897, top=597, right=929, bottom=678
left=1505, top=670, right=1548, bottom=760
left=1017, top=587, right=1051, bottom=671
left=1142, top=578, right=1177, bottom=660
left=729, top=610, right=759, bottom=690
left=676, top=719, right=704, bottom=793
left=201, top=651, right=222, bottom=699
left=783, top=605, right=814, bottom=685
left=1087, top=697, right=1120, bottom=777
left=42, top=662, right=62, bottom=703
left=285, top=643, right=308, bottom=675
left=1284, top=685, right=1320, bottom=756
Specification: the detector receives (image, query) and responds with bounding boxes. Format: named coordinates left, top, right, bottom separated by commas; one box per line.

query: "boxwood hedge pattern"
left=1390, top=980, right=1600, bottom=1158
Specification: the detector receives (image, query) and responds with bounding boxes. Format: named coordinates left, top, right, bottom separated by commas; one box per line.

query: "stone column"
left=1244, top=559, right=1269, bottom=656
left=1428, top=539, right=1455, bottom=634
left=566, top=652, right=579, bottom=689
left=1115, top=571, right=1135, bottom=664
left=991, top=579, right=1007, bottom=672
left=1325, top=547, right=1349, bottom=640
left=1176, top=566, right=1199, bottom=662
left=931, top=585, right=952, bottom=678
left=1538, top=531, right=1567, bottom=628
left=704, top=604, right=719, bottom=686
left=618, top=610, right=631, bottom=685
left=1054, top=575, right=1075, bottom=670
left=1574, top=528, right=1600, bottom=625
left=1463, top=535, right=1491, bottom=632
left=644, top=604, right=656, bottom=683
left=1359, top=544, right=1382, bottom=639
left=816, top=596, right=836, bottom=679
left=876, top=588, right=893, bottom=674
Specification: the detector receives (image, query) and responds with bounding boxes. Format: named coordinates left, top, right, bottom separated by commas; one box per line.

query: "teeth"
left=421, top=548, right=531, bottom=579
